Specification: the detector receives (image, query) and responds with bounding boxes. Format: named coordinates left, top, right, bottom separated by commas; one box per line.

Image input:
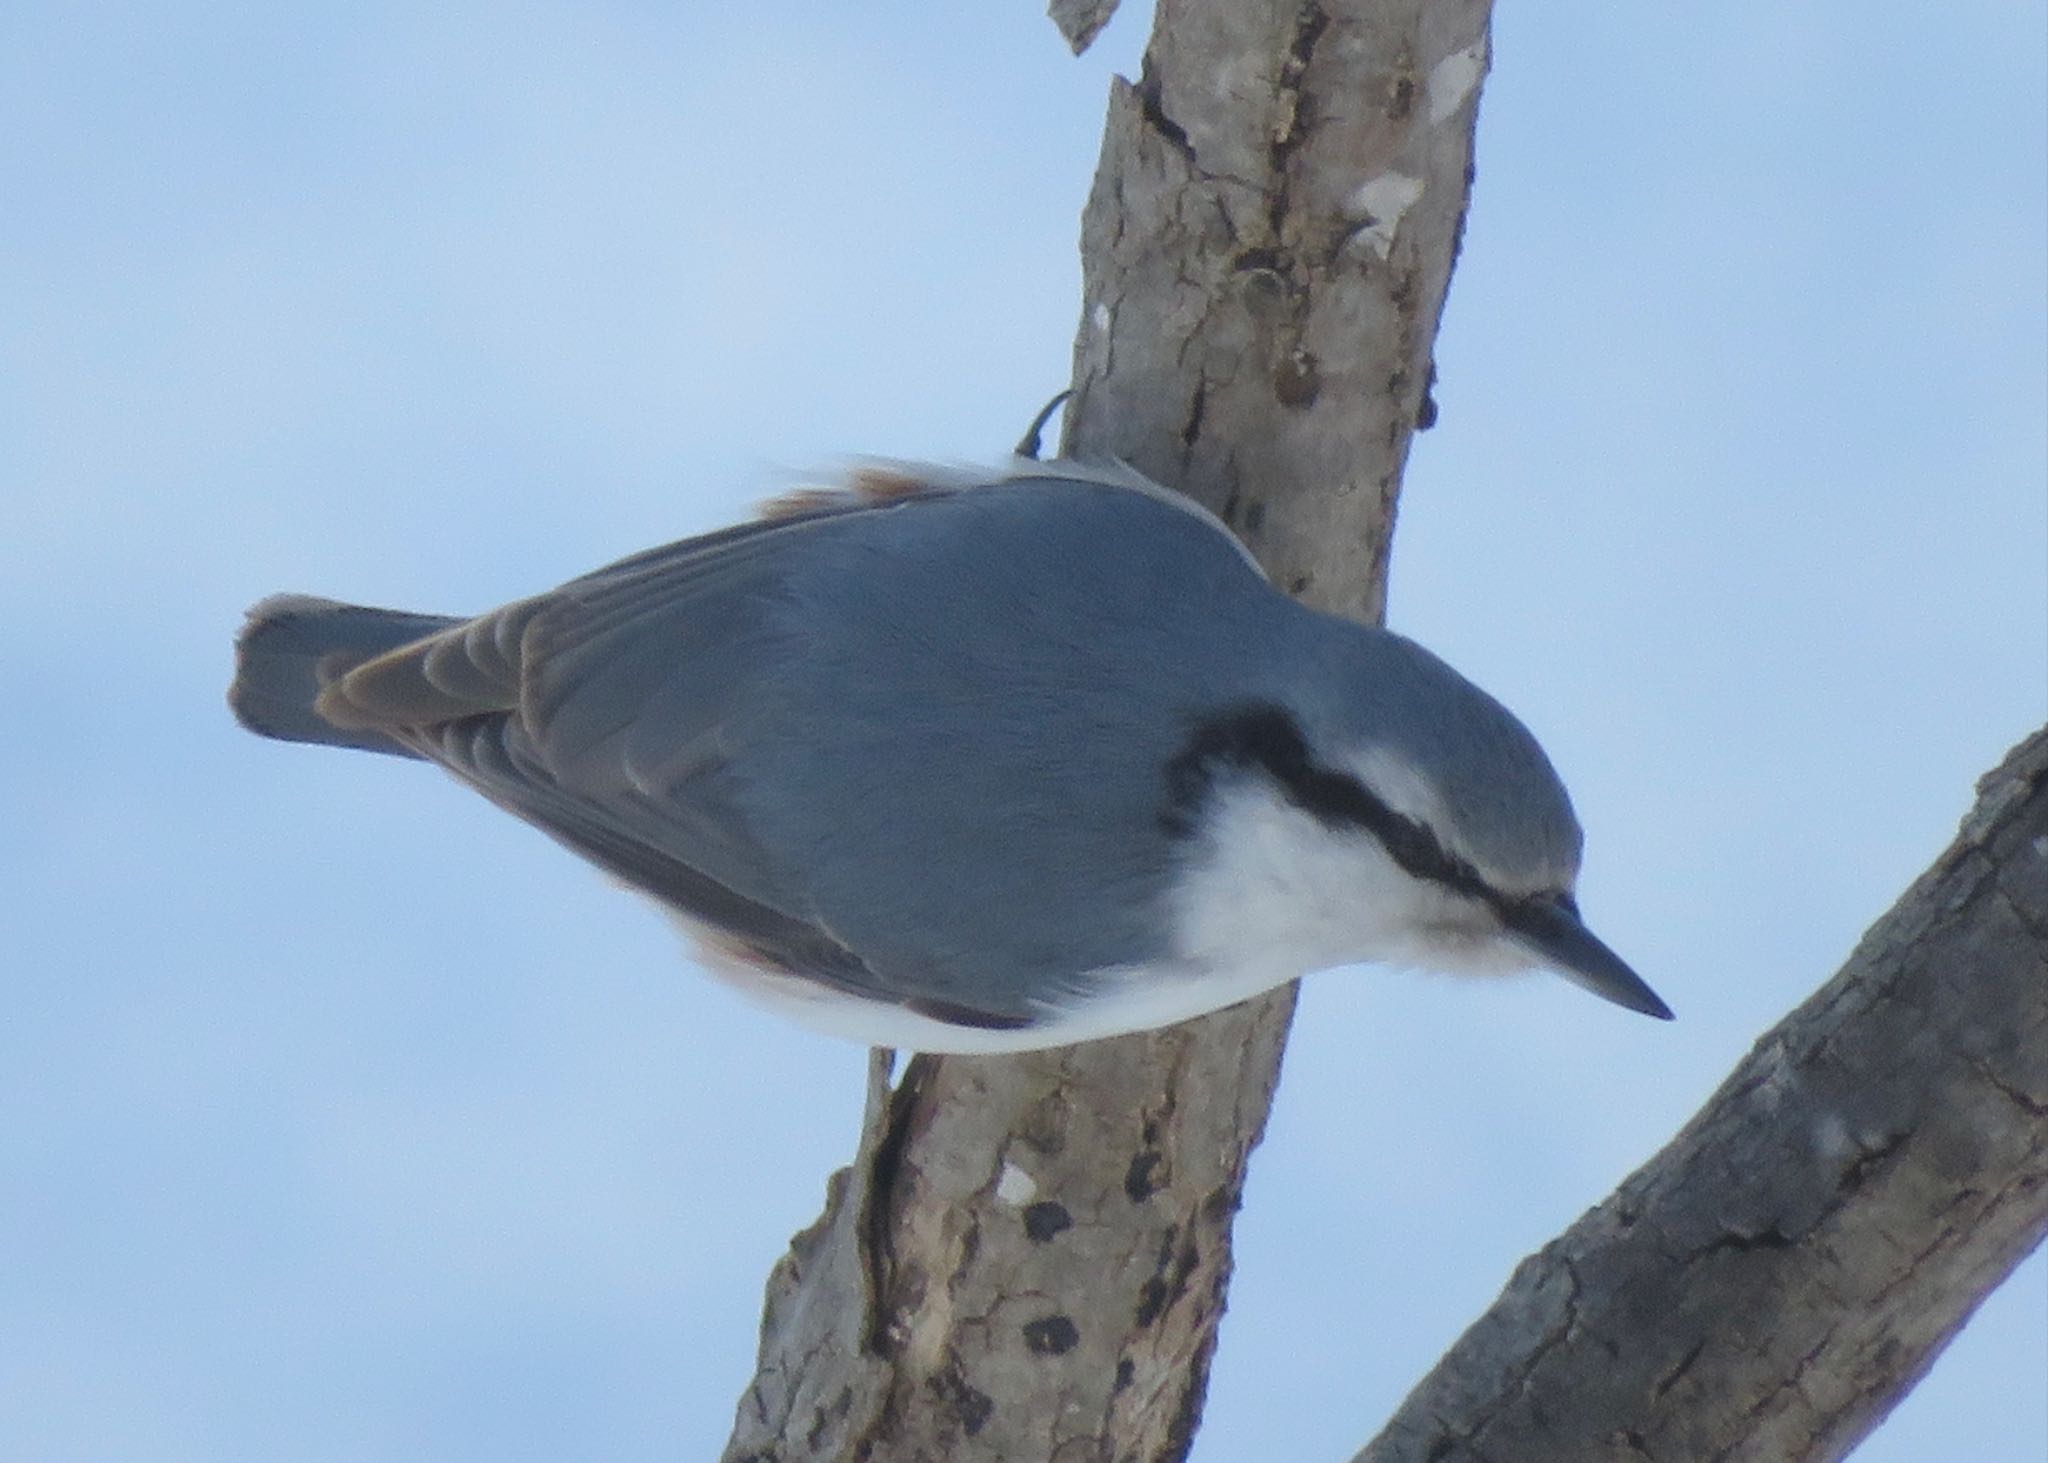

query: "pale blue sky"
left=2, top=4, right=2043, bottom=1460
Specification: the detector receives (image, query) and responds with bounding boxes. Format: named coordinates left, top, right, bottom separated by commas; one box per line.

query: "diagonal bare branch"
left=1356, top=727, right=2048, bottom=1463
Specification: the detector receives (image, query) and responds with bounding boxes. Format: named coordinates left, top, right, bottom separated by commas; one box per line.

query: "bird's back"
left=648, top=475, right=1297, bottom=1015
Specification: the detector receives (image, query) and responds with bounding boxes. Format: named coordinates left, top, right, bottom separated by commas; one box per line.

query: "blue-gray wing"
left=315, top=500, right=903, bottom=1002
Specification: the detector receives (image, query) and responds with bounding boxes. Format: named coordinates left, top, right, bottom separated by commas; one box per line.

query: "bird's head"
left=1165, top=624, right=1671, bottom=1020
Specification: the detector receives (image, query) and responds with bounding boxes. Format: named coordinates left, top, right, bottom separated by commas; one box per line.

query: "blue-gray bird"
left=229, top=460, right=1670, bottom=1051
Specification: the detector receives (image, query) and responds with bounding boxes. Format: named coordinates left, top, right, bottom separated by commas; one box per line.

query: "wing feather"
left=404, top=714, right=882, bottom=994
left=293, top=459, right=1234, bottom=1032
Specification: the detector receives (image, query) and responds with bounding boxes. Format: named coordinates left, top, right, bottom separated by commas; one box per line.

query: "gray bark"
left=1357, top=726, right=2048, bottom=1463
left=1049, top=0, right=1121, bottom=56
left=722, top=1, right=1493, bottom=1458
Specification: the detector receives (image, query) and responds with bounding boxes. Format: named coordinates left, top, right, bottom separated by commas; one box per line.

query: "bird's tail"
left=230, top=594, right=462, bottom=759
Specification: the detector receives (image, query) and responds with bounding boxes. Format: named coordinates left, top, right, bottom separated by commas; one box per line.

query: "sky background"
left=3, top=3, right=2044, bottom=1460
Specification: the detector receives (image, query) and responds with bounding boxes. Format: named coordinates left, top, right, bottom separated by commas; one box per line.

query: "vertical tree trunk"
left=723, top=2, right=1494, bottom=1457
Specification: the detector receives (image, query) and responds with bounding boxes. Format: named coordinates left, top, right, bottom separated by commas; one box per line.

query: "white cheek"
left=1167, top=780, right=1525, bottom=982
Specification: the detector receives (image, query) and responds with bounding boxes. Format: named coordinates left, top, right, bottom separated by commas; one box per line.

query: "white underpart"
left=655, top=769, right=1537, bottom=1054
left=1001, top=776, right=1537, bottom=1052
left=669, top=910, right=1245, bottom=1055
left=1159, top=774, right=1528, bottom=984
left=1427, top=37, right=1488, bottom=124
left=1345, top=173, right=1425, bottom=260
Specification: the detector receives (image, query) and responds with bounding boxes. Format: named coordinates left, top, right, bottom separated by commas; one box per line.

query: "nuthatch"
left=231, top=459, right=1670, bottom=1051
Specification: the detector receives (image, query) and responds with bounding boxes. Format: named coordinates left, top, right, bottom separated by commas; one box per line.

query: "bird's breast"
left=1163, top=773, right=1460, bottom=980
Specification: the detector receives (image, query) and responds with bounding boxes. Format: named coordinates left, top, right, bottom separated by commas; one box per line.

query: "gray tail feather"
left=230, top=594, right=463, bottom=759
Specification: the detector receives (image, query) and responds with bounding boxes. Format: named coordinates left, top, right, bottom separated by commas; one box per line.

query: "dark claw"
left=1014, top=389, right=1074, bottom=460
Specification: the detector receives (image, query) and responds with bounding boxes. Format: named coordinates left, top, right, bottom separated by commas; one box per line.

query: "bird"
left=229, top=456, right=1671, bottom=1053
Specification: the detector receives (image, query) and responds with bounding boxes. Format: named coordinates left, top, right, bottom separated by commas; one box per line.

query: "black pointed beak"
left=1506, top=895, right=1673, bottom=1020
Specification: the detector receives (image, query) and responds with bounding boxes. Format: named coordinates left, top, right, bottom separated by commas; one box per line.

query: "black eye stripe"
left=1163, top=702, right=1542, bottom=920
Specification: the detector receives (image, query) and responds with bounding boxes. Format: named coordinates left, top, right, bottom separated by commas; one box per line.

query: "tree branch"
left=723, top=2, right=1494, bottom=1457
left=1356, top=726, right=2048, bottom=1463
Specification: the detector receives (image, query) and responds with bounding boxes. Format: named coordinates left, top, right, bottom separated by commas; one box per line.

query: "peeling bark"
left=1070, top=0, right=1491, bottom=626
left=1356, top=728, right=2048, bottom=1463
left=723, top=2, right=1493, bottom=1458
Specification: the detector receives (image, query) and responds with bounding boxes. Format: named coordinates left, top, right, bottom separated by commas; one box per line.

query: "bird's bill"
left=1507, top=897, right=1673, bottom=1020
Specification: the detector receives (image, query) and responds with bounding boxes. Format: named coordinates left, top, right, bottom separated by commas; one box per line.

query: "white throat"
left=1160, top=774, right=1524, bottom=985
